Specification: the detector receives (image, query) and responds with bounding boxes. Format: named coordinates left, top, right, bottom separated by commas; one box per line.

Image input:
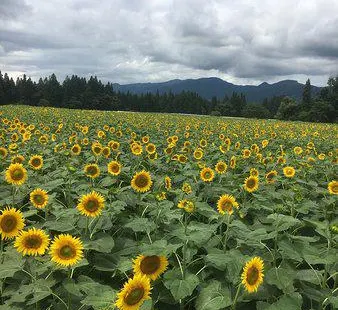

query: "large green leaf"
left=85, top=232, right=115, bottom=253
left=164, top=269, right=199, bottom=301
left=195, top=280, right=232, bottom=310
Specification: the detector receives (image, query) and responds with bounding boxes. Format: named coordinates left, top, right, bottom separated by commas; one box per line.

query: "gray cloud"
left=0, top=0, right=337, bottom=86
left=0, top=0, right=31, bottom=20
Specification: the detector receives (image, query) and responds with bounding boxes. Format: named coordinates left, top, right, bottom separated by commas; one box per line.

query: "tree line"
left=0, top=72, right=337, bottom=122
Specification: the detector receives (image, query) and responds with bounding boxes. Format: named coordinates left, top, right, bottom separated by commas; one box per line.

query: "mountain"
left=112, top=77, right=322, bottom=102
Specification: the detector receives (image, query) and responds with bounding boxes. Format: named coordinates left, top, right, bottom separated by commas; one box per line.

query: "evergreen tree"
left=302, top=78, right=312, bottom=106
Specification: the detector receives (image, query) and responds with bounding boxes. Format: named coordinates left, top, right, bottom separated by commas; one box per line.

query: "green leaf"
left=164, top=269, right=199, bottom=301
left=265, top=267, right=295, bottom=293
left=0, top=248, right=24, bottom=278
left=195, top=280, right=232, bottom=310
left=125, top=217, right=157, bottom=233
left=139, top=240, right=180, bottom=256
left=266, top=214, right=301, bottom=231
left=81, top=289, right=116, bottom=310
left=257, top=293, right=302, bottom=310
left=295, top=269, right=322, bottom=285
left=85, top=232, right=114, bottom=253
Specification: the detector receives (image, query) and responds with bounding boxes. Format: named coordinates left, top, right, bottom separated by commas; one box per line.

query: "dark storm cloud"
left=0, top=0, right=337, bottom=86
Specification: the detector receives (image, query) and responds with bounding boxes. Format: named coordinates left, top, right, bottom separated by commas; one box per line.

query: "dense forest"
left=0, top=71, right=337, bottom=123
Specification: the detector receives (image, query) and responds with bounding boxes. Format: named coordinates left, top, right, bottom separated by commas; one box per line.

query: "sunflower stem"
left=231, top=283, right=242, bottom=310
left=223, top=213, right=231, bottom=251
left=0, top=238, right=4, bottom=263
left=85, top=217, right=89, bottom=236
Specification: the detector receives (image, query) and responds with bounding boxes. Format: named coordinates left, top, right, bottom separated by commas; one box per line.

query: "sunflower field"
left=0, top=105, right=337, bottom=310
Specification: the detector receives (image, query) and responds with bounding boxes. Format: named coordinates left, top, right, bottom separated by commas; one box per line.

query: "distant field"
left=0, top=105, right=337, bottom=310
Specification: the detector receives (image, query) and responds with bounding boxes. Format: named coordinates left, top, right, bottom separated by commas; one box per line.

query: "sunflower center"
left=25, top=235, right=42, bottom=249
left=94, top=147, right=101, bottom=154
left=246, top=178, right=256, bottom=188
left=85, top=200, right=99, bottom=212
left=135, top=175, right=148, bottom=188
left=32, top=159, right=41, bottom=166
left=87, top=167, right=98, bottom=175
left=332, top=185, right=338, bottom=193
left=222, top=201, right=232, bottom=211
left=204, top=172, right=211, bottom=179
left=111, top=164, right=119, bottom=173
left=267, top=173, right=274, bottom=180
left=124, top=287, right=145, bottom=305
left=12, top=168, right=24, bottom=180
left=0, top=215, right=17, bottom=232
left=59, top=245, right=76, bottom=259
left=218, top=164, right=225, bottom=171
left=140, top=255, right=161, bottom=274
left=33, top=194, right=44, bottom=204
left=246, top=266, right=259, bottom=285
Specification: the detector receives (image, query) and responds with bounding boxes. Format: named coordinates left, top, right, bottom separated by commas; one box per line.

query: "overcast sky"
left=1, top=0, right=338, bottom=86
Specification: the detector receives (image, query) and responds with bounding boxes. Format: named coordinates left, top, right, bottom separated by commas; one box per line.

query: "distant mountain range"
left=112, top=77, right=322, bottom=102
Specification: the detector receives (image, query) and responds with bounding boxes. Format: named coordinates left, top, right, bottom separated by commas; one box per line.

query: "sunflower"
left=215, top=161, right=227, bottom=174
left=241, top=257, right=264, bottom=293
left=84, top=163, right=100, bottom=178
left=219, top=144, right=228, bottom=154
left=131, top=143, right=143, bottom=156
left=142, top=136, right=150, bottom=144
left=50, top=234, right=84, bottom=267
left=244, top=176, right=259, bottom=193
left=242, top=149, right=251, bottom=158
left=133, top=255, right=168, bottom=280
left=177, top=199, right=195, bottom=213
left=14, top=227, right=50, bottom=256
left=328, top=180, right=338, bottom=195
left=283, top=166, right=296, bottom=178
left=164, top=176, right=172, bottom=190
left=102, top=147, right=111, bottom=158
left=178, top=154, right=187, bottom=164
left=115, top=274, right=151, bottom=310
left=182, top=182, right=192, bottom=194
left=276, top=156, right=286, bottom=165
left=5, top=163, right=28, bottom=186
left=29, top=155, right=43, bottom=170
left=156, top=192, right=166, bottom=201
left=318, top=153, right=325, bottom=160
left=0, top=147, right=8, bottom=158
left=200, top=167, right=215, bottom=182
left=147, top=152, right=158, bottom=161
left=193, top=148, right=204, bottom=160
left=229, top=156, right=236, bottom=169
left=250, top=168, right=259, bottom=177
left=131, top=170, right=152, bottom=193
left=217, top=194, right=239, bottom=215
left=0, top=207, right=25, bottom=240
left=108, top=161, right=122, bottom=176
left=11, top=155, right=25, bottom=164
left=293, top=146, right=303, bottom=155
left=71, top=144, right=81, bottom=155
left=92, top=143, right=102, bottom=156
left=265, top=170, right=278, bottom=184
left=145, top=143, right=156, bottom=154
left=30, top=188, right=49, bottom=209
left=77, top=191, right=105, bottom=217
left=199, top=138, right=207, bottom=148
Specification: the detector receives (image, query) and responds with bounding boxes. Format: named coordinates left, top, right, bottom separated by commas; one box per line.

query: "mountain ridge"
left=112, top=77, right=322, bottom=102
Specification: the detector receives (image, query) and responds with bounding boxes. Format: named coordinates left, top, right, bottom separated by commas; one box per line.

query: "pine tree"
left=302, top=78, right=311, bottom=106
